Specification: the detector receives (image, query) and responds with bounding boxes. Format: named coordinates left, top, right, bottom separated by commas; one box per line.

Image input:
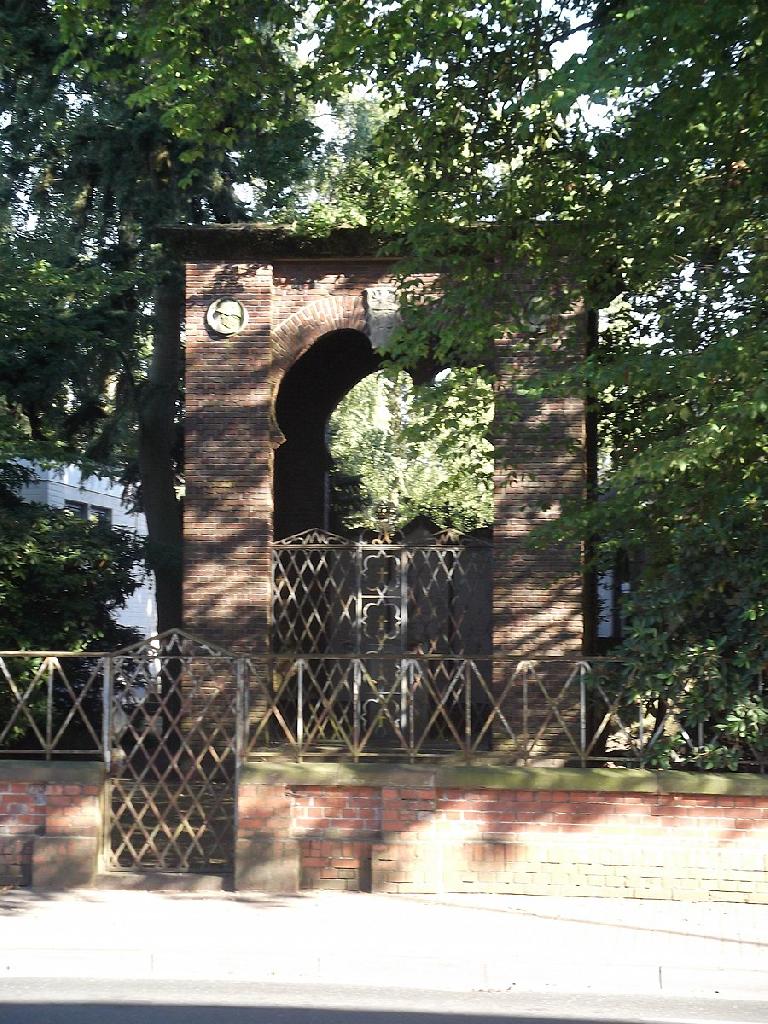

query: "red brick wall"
left=183, top=248, right=585, bottom=656
left=492, top=315, right=586, bottom=756
left=290, top=784, right=382, bottom=834
left=493, top=325, right=586, bottom=660
left=372, top=787, right=768, bottom=901
left=0, top=771, right=101, bottom=886
left=184, top=261, right=274, bottom=652
left=237, top=774, right=768, bottom=903
left=184, top=258, right=399, bottom=651
left=0, top=781, right=45, bottom=885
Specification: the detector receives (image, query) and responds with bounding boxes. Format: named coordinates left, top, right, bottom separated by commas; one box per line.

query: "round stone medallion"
left=205, top=297, right=248, bottom=336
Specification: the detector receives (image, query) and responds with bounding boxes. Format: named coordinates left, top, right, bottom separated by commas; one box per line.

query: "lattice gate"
left=268, top=528, right=494, bottom=757
left=272, top=528, right=493, bottom=658
left=102, top=632, right=243, bottom=873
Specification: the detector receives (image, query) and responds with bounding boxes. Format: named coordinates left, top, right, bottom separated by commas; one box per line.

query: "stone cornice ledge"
left=158, top=224, right=402, bottom=260
left=0, top=760, right=104, bottom=783
left=241, top=760, right=768, bottom=797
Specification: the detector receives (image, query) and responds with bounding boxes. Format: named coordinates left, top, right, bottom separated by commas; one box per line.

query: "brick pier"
left=0, top=762, right=102, bottom=888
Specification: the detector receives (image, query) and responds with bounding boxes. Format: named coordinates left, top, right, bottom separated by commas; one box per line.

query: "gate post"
left=234, top=655, right=247, bottom=846
left=102, top=655, right=113, bottom=774
left=98, top=655, right=113, bottom=874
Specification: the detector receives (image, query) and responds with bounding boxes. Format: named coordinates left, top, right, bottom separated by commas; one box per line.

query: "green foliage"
left=52, top=0, right=313, bottom=182
left=560, top=1, right=768, bottom=769
left=278, top=96, right=411, bottom=234
left=0, top=227, right=143, bottom=471
left=0, top=463, right=142, bottom=749
left=0, top=0, right=322, bottom=629
left=591, top=497, right=768, bottom=771
left=329, top=369, right=493, bottom=532
left=0, top=473, right=144, bottom=651
left=318, top=0, right=768, bottom=767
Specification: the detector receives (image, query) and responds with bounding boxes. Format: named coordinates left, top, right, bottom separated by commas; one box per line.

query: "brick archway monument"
left=170, top=225, right=585, bottom=659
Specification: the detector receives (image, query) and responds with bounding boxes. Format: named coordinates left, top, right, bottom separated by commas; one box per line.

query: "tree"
left=0, top=464, right=143, bottom=651
left=329, top=368, right=493, bottom=532
left=317, top=0, right=768, bottom=767
left=0, top=0, right=320, bottom=631
left=0, top=461, right=144, bottom=751
left=271, top=95, right=401, bottom=233
left=4, top=0, right=766, bottom=765
left=561, top=0, right=768, bottom=769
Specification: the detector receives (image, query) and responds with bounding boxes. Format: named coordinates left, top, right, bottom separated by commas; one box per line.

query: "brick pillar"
left=184, top=262, right=274, bottom=652
left=236, top=781, right=300, bottom=892
left=493, top=324, right=585, bottom=657
left=492, top=315, right=586, bottom=759
left=32, top=780, right=102, bottom=889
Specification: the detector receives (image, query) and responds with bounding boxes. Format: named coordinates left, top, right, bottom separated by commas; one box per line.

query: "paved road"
left=2, top=887, right=767, bottom=1024
left=0, top=980, right=767, bottom=1024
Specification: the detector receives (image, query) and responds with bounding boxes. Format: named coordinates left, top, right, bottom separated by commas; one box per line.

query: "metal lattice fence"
left=0, top=652, right=104, bottom=758
left=244, top=655, right=767, bottom=770
left=2, top=640, right=766, bottom=875
left=103, top=632, right=242, bottom=873
left=272, top=529, right=493, bottom=657
left=2, top=650, right=765, bottom=773
left=0, top=633, right=242, bottom=873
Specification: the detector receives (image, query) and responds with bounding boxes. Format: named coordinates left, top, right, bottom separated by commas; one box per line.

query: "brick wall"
left=492, top=314, right=586, bottom=758
left=0, top=764, right=102, bottom=888
left=290, top=785, right=381, bottom=890
left=493, top=321, right=586, bottom=660
left=0, top=781, right=44, bottom=885
left=237, top=765, right=768, bottom=903
left=182, top=234, right=585, bottom=656
left=184, top=261, right=274, bottom=652
left=372, top=787, right=768, bottom=901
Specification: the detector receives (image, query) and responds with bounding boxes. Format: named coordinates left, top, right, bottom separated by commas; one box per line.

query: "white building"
left=20, top=465, right=157, bottom=637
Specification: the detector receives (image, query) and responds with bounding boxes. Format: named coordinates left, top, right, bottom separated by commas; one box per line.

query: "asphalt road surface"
left=0, top=980, right=766, bottom=1024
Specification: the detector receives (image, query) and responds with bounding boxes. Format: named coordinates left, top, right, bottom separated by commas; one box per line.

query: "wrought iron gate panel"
left=268, top=528, right=493, bottom=758
left=103, top=631, right=241, bottom=873
left=272, top=528, right=492, bottom=658
left=272, top=530, right=359, bottom=654
left=406, top=544, right=493, bottom=655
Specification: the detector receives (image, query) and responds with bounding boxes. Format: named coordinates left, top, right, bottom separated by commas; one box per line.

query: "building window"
left=64, top=500, right=88, bottom=521
left=64, top=500, right=112, bottom=526
left=90, top=505, right=112, bottom=526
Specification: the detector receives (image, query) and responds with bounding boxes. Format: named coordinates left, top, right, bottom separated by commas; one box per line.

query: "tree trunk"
left=137, top=267, right=184, bottom=634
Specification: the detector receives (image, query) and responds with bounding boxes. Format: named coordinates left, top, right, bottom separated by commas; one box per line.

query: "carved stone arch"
left=272, top=295, right=367, bottom=385
left=269, top=295, right=368, bottom=449
left=271, top=295, right=380, bottom=540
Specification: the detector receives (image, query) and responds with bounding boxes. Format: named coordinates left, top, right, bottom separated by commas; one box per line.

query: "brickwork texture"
left=237, top=771, right=768, bottom=903
left=182, top=250, right=586, bottom=656
left=0, top=766, right=102, bottom=888
left=3, top=761, right=766, bottom=902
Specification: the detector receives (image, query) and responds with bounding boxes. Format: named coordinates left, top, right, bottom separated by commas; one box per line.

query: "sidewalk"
left=0, top=887, right=766, bottom=1000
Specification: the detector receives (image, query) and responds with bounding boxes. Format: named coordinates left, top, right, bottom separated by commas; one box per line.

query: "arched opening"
left=272, top=329, right=380, bottom=539
left=328, top=367, right=494, bottom=535
left=270, top=336, right=495, bottom=755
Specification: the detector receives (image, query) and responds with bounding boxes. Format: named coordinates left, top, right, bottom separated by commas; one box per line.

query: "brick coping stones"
left=240, top=760, right=768, bottom=797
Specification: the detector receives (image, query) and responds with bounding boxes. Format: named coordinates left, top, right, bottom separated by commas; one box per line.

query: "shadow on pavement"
left=0, top=889, right=304, bottom=916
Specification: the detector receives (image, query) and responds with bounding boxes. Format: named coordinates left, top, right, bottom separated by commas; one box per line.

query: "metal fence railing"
left=1, top=645, right=764, bottom=771
left=246, top=655, right=758, bottom=769
left=0, top=652, right=106, bottom=759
